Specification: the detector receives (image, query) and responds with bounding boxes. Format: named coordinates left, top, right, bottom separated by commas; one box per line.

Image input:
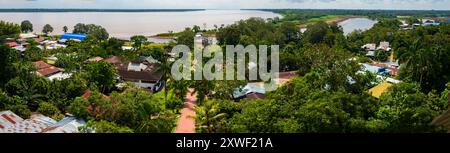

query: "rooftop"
left=116, top=61, right=163, bottom=83
left=368, top=82, right=393, bottom=98
left=1, top=110, right=86, bottom=133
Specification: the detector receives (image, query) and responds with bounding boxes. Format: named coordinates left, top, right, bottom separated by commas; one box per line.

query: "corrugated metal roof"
left=42, top=116, right=85, bottom=133
left=0, top=111, right=85, bottom=133
left=1, top=114, right=56, bottom=133
left=233, top=83, right=266, bottom=99
left=368, top=82, right=393, bottom=98
left=0, top=111, right=24, bottom=131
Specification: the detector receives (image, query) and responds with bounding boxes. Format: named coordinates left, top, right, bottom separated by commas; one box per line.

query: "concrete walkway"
left=175, top=89, right=197, bottom=133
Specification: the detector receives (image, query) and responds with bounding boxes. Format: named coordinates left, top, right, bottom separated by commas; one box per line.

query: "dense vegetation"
left=1, top=8, right=450, bottom=133
left=260, top=9, right=450, bottom=20
left=0, top=20, right=179, bottom=132
left=196, top=16, right=450, bottom=133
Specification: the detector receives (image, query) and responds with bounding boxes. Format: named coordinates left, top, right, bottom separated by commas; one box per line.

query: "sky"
left=0, top=0, right=449, bottom=10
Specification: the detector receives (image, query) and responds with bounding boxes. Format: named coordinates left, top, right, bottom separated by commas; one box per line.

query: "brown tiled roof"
left=33, top=61, right=63, bottom=77
left=36, top=67, right=61, bottom=77
left=33, top=61, right=52, bottom=69
left=116, top=62, right=163, bottom=83
left=277, top=71, right=298, bottom=80
left=245, top=93, right=265, bottom=100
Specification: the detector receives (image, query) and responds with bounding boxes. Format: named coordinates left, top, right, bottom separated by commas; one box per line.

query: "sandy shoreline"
left=298, top=15, right=362, bottom=28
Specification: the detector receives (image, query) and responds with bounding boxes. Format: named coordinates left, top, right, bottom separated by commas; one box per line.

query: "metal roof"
left=0, top=110, right=24, bottom=132
left=0, top=111, right=85, bottom=133
left=368, top=82, right=393, bottom=99
left=0, top=113, right=56, bottom=133
left=60, top=33, right=87, bottom=41
left=233, top=83, right=266, bottom=99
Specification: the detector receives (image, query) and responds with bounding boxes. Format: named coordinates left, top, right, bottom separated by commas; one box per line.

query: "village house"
left=40, top=40, right=67, bottom=50
left=377, top=41, right=391, bottom=51
left=195, top=32, right=217, bottom=47
left=19, top=33, right=38, bottom=39
left=60, top=33, right=87, bottom=41
left=0, top=110, right=85, bottom=133
left=422, top=19, right=441, bottom=26
left=104, top=56, right=164, bottom=92
left=232, top=71, right=298, bottom=101
left=233, top=83, right=266, bottom=101
left=362, top=43, right=376, bottom=51
left=362, top=41, right=393, bottom=59
left=32, top=61, right=72, bottom=81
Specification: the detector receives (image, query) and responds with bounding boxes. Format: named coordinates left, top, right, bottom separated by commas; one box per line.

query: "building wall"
left=132, top=81, right=156, bottom=89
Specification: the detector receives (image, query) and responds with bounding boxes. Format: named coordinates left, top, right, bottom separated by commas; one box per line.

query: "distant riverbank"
left=297, top=15, right=363, bottom=28
left=0, top=9, right=205, bottom=12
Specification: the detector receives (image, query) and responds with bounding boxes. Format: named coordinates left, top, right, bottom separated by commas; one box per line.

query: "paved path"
left=175, top=89, right=197, bottom=133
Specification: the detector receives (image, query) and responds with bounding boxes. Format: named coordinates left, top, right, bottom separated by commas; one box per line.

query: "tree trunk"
left=164, top=77, right=167, bottom=103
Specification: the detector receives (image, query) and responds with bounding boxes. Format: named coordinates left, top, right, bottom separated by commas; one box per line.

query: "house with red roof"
left=32, top=61, right=72, bottom=81
left=5, top=41, right=18, bottom=47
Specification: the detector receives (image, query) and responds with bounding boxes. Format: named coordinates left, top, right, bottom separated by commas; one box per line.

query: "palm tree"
left=399, top=38, right=439, bottom=91
left=168, top=79, right=191, bottom=101
left=156, top=54, right=172, bottom=102
left=194, top=100, right=226, bottom=133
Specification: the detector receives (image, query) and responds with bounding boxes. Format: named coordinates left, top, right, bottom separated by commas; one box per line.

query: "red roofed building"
left=5, top=42, right=18, bottom=47
left=32, top=61, right=71, bottom=80
left=33, top=61, right=62, bottom=77
left=33, top=61, right=52, bottom=69
left=36, top=67, right=62, bottom=77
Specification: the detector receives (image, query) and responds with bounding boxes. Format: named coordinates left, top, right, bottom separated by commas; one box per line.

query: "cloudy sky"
left=0, top=0, right=449, bottom=10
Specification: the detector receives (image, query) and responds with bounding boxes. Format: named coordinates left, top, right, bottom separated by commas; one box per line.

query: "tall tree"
left=73, top=23, right=109, bottom=40
left=130, top=35, right=147, bottom=50
left=195, top=100, right=227, bottom=133
left=156, top=53, right=173, bottom=102
left=63, top=26, right=68, bottom=33
left=0, top=44, right=20, bottom=87
left=302, top=21, right=331, bottom=44
left=377, top=83, right=448, bottom=132
left=0, top=21, right=21, bottom=39
left=85, top=61, right=118, bottom=93
left=24, top=45, right=44, bottom=61
left=20, top=20, right=33, bottom=33
left=192, top=25, right=201, bottom=33
left=280, top=22, right=301, bottom=43
left=176, top=28, right=195, bottom=49
left=42, top=24, right=54, bottom=35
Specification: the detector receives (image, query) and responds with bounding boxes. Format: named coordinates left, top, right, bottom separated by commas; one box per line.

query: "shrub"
left=6, top=104, right=31, bottom=119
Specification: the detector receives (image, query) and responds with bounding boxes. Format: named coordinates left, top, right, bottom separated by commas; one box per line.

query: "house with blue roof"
left=60, top=33, right=87, bottom=41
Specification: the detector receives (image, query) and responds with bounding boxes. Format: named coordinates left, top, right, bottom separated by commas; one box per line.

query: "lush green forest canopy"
left=257, top=9, right=450, bottom=20
left=1, top=9, right=450, bottom=133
